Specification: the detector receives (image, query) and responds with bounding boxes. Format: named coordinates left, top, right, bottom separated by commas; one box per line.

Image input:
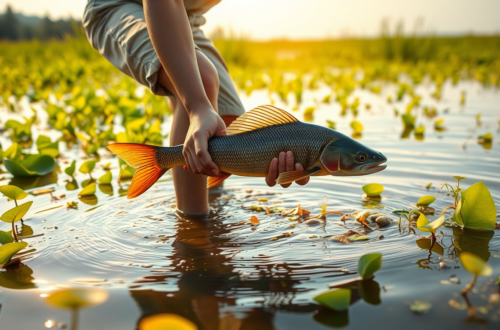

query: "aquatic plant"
left=416, top=195, right=435, bottom=206
left=0, top=185, right=32, bottom=242
left=362, top=183, right=384, bottom=198
left=358, top=253, right=382, bottom=279
left=416, top=213, right=445, bottom=241
left=139, top=313, right=197, bottom=330
left=79, top=160, right=97, bottom=180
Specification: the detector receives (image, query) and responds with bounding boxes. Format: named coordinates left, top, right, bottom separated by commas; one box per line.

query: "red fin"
left=107, top=143, right=167, bottom=199
left=276, top=167, right=321, bottom=185
left=207, top=172, right=232, bottom=188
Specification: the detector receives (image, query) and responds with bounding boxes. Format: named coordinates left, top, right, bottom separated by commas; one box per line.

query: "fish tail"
left=107, top=143, right=168, bottom=199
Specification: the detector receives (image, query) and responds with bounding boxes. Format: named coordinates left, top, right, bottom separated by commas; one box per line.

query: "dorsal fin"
left=226, top=105, right=298, bottom=135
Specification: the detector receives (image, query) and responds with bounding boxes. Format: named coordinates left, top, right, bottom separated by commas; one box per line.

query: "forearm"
left=144, top=0, right=211, bottom=116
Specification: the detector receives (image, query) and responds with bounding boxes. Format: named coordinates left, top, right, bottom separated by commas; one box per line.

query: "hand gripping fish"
left=108, top=105, right=387, bottom=198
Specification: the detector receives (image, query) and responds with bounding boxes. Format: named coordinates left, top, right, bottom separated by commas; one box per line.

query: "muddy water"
left=0, top=80, right=499, bottom=329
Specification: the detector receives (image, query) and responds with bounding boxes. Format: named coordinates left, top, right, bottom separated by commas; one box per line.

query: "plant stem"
left=70, top=308, right=79, bottom=330
left=12, top=221, right=18, bottom=242
left=461, top=289, right=476, bottom=317
left=430, top=231, right=436, bottom=242
left=440, top=205, right=456, bottom=217
left=461, top=274, right=477, bottom=296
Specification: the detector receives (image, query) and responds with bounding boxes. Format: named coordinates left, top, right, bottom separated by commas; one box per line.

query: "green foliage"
left=45, top=288, right=109, bottom=309
left=358, top=253, right=382, bottom=279
left=3, top=155, right=56, bottom=176
left=0, top=231, right=15, bottom=244
left=0, top=185, right=27, bottom=200
left=313, top=288, right=351, bottom=311
left=79, top=160, right=96, bottom=174
left=417, top=195, right=435, bottom=206
left=362, top=183, right=384, bottom=197
left=98, top=171, right=112, bottom=184
left=65, top=160, right=76, bottom=177
left=78, top=183, right=96, bottom=196
left=459, top=252, right=492, bottom=277
left=452, top=182, right=496, bottom=230
left=417, top=214, right=445, bottom=234
left=0, top=242, right=28, bottom=267
left=0, top=201, right=33, bottom=223
left=350, top=120, right=363, bottom=133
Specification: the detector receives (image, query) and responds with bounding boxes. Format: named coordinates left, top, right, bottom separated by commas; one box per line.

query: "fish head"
left=320, top=138, right=387, bottom=176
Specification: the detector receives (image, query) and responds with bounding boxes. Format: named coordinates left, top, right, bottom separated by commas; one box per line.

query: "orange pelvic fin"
left=276, top=167, right=321, bottom=185
left=207, top=172, right=232, bottom=188
left=107, top=143, right=167, bottom=199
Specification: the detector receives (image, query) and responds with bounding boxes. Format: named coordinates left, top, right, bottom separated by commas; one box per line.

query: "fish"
left=108, top=105, right=387, bottom=198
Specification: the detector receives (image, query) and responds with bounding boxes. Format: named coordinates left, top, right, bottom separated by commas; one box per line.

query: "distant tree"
left=1, top=5, right=20, bottom=40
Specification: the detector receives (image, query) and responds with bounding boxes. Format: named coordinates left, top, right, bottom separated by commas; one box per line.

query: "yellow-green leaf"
left=452, top=182, right=496, bottom=230
left=0, top=201, right=33, bottom=223
left=350, top=120, right=363, bottom=133
left=79, top=160, right=96, bottom=174
left=478, top=132, right=493, bottom=142
left=139, top=313, right=197, bottom=330
left=362, top=183, right=384, bottom=197
left=417, top=195, right=436, bottom=206
left=0, top=231, right=14, bottom=244
left=313, top=288, right=351, bottom=311
left=358, top=253, right=382, bottom=279
left=0, top=242, right=28, bottom=267
left=78, top=183, right=96, bottom=196
left=0, top=185, right=28, bottom=200
left=45, top=288, right=108, bottom=310
left=459, top=252, right=492, bottom=277
left=417, top=214, right=445, bottom=233
left=98, top=171, right=112, bottom=184
left=65, top=160, right=76, bottom=176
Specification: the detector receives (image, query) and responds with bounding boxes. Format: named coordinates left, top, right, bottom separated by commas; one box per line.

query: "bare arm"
left=144, top=0, right=225, bottom=176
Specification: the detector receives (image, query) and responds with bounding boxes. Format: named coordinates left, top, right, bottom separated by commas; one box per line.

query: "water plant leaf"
left=79, top=160, right=96, bottom=174
left=98, top=171, right=112, bottom=184
left=0, top=185, right=28, bottom=200
left=313, top=288, right=351, bottom=311
left=414, top=125, right=425, bottom=135
left=139, top=313, right=197, bottom=330
left=0, top=201, right=33, bottom=223
left=478, top=132, right=493, bottom=143
left=417, top=195, right=436, bottom=206
left=416, top=214, right=445, bottom=233
left=250, top=216, right=260, bottom=224
left=64, top=160, right=76, bottom=176
left=362, top=183, right=383, bottom=197
left=409, top=300, right=432, bottom=314
left=402, top=113, right=415, bottom=128
left=45, top=288, right=108, bottom=309
left=0, top=231, right=14, bottom=244
left=0, top=242, right=28, bottom=267
left=452, top=182, right=496, bottom=230
left=459, top=252, right=492, bottom=277
left=326, top=120, right=336, bottom=129
left=78, top=183, right=96, bottom=196
left=358, top=253, right=382, bottom=279
left=3, top=155, right=56, bottom=176
left=452, top=176, right=466, bottom=182
left=350, top=120, right=363, bottom=133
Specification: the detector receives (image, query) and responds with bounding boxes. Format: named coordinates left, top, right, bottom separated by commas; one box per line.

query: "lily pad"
left=0, top=242, right=28, bottom=267
left=78, top=183, right=96, bottom=196
left=417, top=195, right=436, bottom=206
left=98, top=171, right=112, bottom=184
left=139, top=313, right=197, bottom=330
left=64, top=160, right=76, bottom=176
left=45, top=288, right=108, bottom=309
left=452, top=182, right=496, bottom=230
left=358, top=253, right=382, bottom=279
left=79, top=160, right=96, bottom=174
left=0, top=231, right=14, bottom=244
left=0, top=185, right=28, bottom=200
left=409, top=300, right=432, bottom=314
left=459, top=252, right=492, bottom=277
left=3, top=154, right=56, bottom=177
left=416, top=214, right=445, bottom=233
left=313, top=288, right=351, bottom=311
left=362, top=183, right=384, bottom=197
left=0, top=201, right=33, bottom=223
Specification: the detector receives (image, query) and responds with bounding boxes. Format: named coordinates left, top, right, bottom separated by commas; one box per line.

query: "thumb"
left=215, top=116, right=227, bottom=136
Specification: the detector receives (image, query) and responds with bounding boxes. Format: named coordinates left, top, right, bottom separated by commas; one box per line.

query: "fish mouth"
left=365, top=160, right=387, bottom=174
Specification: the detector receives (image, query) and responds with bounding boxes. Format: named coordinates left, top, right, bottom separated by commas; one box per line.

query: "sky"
left=1, top=0, right=499, bottom=39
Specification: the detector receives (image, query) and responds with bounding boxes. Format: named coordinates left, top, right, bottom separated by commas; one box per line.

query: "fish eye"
left=356, top=153, right=368, bottom=162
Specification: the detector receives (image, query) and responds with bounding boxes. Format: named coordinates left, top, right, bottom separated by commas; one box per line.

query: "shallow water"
left=0, top=79, right=499, bottom=329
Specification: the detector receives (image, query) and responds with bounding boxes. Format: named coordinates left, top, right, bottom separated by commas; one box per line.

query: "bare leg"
left=158, top=50, right=219, bottom=215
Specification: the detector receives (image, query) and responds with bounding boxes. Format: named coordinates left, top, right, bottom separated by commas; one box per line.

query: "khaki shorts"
left=82, top=0, right=245, bottom=116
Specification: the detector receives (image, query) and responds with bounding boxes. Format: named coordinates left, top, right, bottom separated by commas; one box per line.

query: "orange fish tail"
left=107, top=143, right=167, bottom=199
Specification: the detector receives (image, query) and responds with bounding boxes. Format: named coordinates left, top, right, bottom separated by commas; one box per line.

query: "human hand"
left=183, top=109, right=226, bottom=176
left=265, top=151, right=310, bottom=188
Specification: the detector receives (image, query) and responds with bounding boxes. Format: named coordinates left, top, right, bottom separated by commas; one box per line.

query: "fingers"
left=295, top=163, right=310, bottom=185
left=280, top=151, right=294, bottom=188
left=266, top=158, right=278, bottom=187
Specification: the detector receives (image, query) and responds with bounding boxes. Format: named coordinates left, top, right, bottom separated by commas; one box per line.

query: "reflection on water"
left=0, top=264, right=36, bottom=290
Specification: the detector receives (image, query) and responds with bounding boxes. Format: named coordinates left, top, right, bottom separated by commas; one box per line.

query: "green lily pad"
left=79, top=160, right=96, bottom=174
left=98, top=171, right=112, bottom=184
left=0, top=231, right=15, bottom=244
left=452, top=182, right=496, bottom=230
left=417, top=214, right=445, bottom=233
left=459, top=252, right=492, bottom=277
left=313, top=288, right=351, bottom=311
left=78, top=183, right=96, bottom=196
left=358, top=253, right=382, bottom=279
left=45, top=288, right=109, bottom=310
left=3, top=154, right=56, bottom=177
left=362, top=183, right=384, bottom=197
left=0, top=201, right=33, bottom=223
left=350, top=121, right=363, bottom=133
left=65, top=160, right=76, bottom=176
left=417, top=195, right=436, bottom=206
left=0, top=242, right=28, bottom=267
left=0, top=185, right=28, bottom=200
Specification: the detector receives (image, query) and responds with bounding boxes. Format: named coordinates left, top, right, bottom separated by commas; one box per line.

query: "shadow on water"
left=0, top=264, right=36, bottom=290
left=8, top=171, right=58, bottom=190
